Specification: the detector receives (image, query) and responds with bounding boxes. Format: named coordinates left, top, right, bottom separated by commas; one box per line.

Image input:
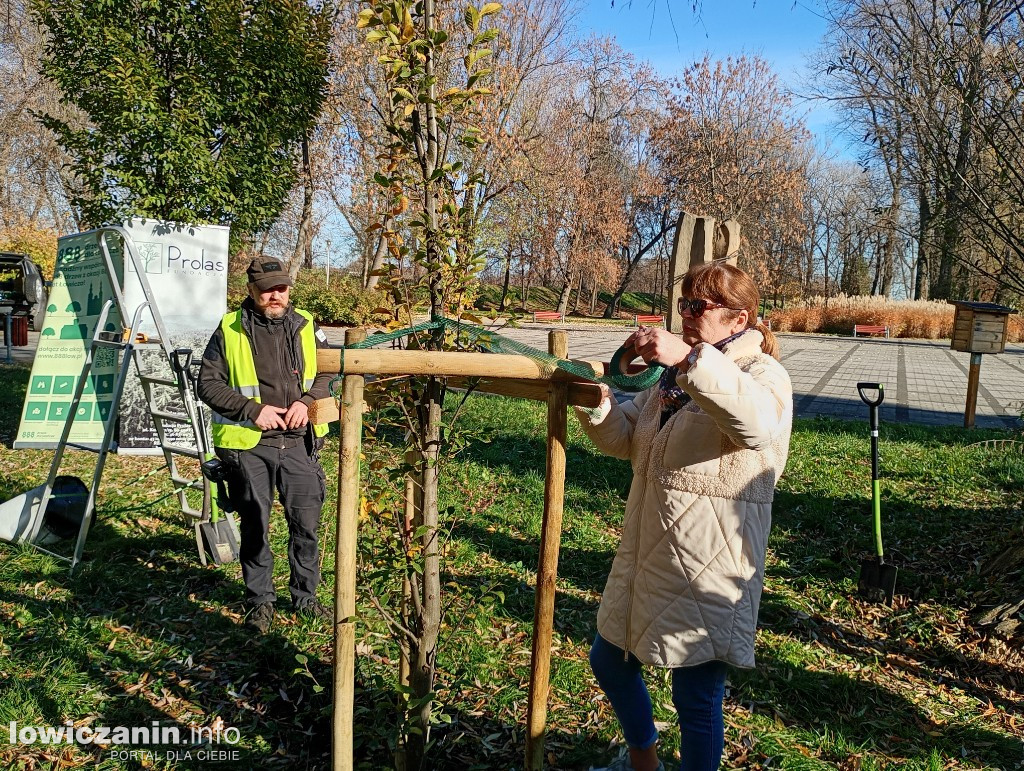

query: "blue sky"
left=579, top=0, right=842, bottom=144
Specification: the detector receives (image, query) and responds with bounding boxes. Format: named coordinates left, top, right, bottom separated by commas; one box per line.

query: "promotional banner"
left=14, top=232, right=124, bottom=449
left=14, top=222, right=229, bottom=452
left=117, top=220, right=229, bottom=454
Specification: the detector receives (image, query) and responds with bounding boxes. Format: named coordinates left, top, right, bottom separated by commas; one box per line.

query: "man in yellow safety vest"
left=198, top=257, right=332, bottom=634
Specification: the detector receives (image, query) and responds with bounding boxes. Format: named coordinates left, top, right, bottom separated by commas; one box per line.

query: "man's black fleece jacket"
left=197, top=298, right=333, bottom=444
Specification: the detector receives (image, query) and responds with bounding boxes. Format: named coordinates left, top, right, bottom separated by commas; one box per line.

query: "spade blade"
left=858, top=557, right=898, bottom=604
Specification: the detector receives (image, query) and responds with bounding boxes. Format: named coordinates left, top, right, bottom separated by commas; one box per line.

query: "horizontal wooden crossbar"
left=307, top=376, right=605, bottom=424
left=317, top=349, right=603, bottom=381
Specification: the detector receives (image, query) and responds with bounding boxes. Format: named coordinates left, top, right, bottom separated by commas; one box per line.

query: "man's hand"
left=283, top=400, right=310, bottom=429
left=254, top=404, right=288, bottom=431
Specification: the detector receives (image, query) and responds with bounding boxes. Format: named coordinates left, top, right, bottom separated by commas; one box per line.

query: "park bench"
left=634, top=314, right=665, bottom=327
left=853, top=324, right=889, bottom=338
left=532, top=310, right=563, bottom=323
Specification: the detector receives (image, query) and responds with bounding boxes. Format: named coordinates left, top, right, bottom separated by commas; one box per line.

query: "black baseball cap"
left=246, top=257, right=293, bottom=291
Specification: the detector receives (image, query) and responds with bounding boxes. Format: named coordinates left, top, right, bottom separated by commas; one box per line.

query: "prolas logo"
left=168, top=246, right=224, bottom=273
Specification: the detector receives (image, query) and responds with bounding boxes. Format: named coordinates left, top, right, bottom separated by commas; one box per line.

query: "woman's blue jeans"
left=590, top=634, right=728, bottom=771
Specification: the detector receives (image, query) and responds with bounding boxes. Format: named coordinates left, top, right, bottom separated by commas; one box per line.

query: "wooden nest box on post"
left=949, top=300, right=1015, bottom=354
left=948, top=300, right=1017, bottom=427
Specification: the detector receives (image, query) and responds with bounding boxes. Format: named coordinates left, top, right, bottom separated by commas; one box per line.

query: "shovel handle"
left=171, top=348, right=193, bottom=374
left=857, top=383, right=885, bottom=558
left=856, top=382, right=884, bottom=408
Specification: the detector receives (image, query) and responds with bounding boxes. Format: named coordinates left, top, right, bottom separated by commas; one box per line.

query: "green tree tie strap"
left=328, top=318, right=663, bottom=395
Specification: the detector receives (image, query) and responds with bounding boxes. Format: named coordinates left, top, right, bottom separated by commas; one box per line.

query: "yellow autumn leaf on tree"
left=401, top=8, right=414, bottom=42
left=356, top=8, right=374, bottom=28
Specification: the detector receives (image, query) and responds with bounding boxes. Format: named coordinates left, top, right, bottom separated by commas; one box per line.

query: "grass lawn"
left=474, top=284, right=665, bottom=321
left=1, top=361, right=1022, bottom=770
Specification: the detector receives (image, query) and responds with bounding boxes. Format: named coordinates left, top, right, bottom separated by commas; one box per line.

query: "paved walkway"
left=418, top=324, right=1024, bottom=430
left=7, top=325, right=1022, bottom=430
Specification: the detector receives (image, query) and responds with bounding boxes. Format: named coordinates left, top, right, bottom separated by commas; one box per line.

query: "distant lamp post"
left=325, top=239, right=332, bottom=284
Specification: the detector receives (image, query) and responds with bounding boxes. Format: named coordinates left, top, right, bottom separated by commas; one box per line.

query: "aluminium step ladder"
left=26, top=227, right=222, bottom=573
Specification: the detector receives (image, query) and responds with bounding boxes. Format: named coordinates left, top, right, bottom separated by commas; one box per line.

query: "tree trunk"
left=291, top=136, right=315, bottom=276
left=870, top=231, right=882, bottom=296
left=604, top=285, right=622, bottom=319
left=403, top=1, right=442, bottom=765
left=935, top=6, right=987, bottom=301
left=879, top=233, right=895, bottom=297
left=406, top=381, right=442, bottom=769
left=821, top=224, right=832, bottom=305
left=650, top=254, right=661, bottom=314
left=555, top=267, right=574, bottom=316
left=914, top=178, right=931, bottom=300
left=935, top=208, right=957, bottom=300
left=499, top=244, right=513, bottom=311
left=394, top=450, right=420, bottom=771
left=571, top=270, right=584, bottom=315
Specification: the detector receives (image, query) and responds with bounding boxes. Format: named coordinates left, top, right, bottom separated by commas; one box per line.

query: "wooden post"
left=526, top=330, right=569, bottom=770
left=964, top=352, right=982, bottom=428
left=333, top=328, right=366, bottom=771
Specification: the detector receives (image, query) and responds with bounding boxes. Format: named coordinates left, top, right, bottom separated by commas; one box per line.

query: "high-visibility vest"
left=211, top=307, right=328, bottom=450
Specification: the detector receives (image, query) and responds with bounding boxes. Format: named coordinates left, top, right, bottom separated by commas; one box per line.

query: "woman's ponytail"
left=755, top=321, right=780, bottom=360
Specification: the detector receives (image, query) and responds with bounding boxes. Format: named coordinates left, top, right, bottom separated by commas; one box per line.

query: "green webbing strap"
left=329, top=317, right=664, bottom=396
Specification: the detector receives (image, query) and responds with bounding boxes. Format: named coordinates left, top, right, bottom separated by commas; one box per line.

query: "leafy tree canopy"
left=31, top=0, right=333, bottom=235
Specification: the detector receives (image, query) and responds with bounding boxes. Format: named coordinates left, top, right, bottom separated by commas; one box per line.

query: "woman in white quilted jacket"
left=577, top=262, right=793, bottom=771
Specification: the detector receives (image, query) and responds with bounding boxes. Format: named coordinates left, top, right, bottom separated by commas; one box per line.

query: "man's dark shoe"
left=244, top=602, right=275, bottom=634
left=295, top=597, right=333, bottom=623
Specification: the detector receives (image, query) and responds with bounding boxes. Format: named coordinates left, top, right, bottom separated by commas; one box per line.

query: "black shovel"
left=856, top=383, right=897, bottom=604
left=200, top=466, right=241, bottom=565
left=171, top=348, right=241, bottom=565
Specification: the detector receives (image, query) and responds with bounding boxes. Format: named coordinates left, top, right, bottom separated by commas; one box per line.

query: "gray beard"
left=261, top=305, right=288, bottom=320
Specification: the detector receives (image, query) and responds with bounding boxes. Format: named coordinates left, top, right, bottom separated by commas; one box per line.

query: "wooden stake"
left=333, top=328, right=366, bottom=771
left=526, top=330, right=569, bottom=770
left=964, top=352, right=982, bottom=428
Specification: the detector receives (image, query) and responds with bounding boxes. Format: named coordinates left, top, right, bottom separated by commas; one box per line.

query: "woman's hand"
left=623, top=327, right=692, bottom=368
left=578, top=382, right=614, bottom=423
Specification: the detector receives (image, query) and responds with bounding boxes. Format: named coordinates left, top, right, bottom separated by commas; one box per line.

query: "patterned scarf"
left=658, top=330, right=748, bottom=428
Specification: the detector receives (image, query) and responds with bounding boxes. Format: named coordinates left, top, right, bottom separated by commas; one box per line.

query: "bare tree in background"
left=0, top=0, right=79, bottom=233
left=816, top=0, right=1024, bottom=300
left=654, top=55, right=811, bottom=296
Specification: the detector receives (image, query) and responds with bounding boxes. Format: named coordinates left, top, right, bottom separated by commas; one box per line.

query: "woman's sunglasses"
left=677, top=297, right=741, bottom=317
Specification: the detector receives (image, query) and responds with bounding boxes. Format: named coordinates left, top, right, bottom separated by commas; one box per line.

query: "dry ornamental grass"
left=767, top=295, right=1024, bottom=342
